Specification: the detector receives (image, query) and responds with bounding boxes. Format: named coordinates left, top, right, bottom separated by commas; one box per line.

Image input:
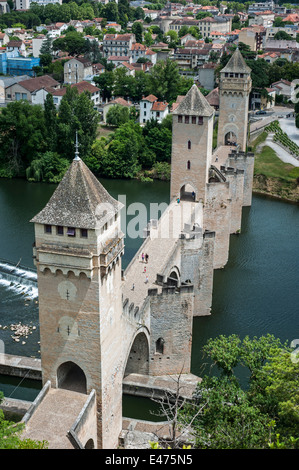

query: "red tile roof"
left=151, top=101, right=168, bottom=112
left=142, top=94, right=158, bottom=102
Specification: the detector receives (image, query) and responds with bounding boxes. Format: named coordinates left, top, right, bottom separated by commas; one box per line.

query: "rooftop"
left=31, top=158, right=121, bottom=229
left=172, top=84, right=214, bottom=117
left=221, top=48, right=251, bottom=74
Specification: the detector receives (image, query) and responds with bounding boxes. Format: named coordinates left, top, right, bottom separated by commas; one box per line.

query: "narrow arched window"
left=156, top=338, right=164, bottom=354
left=188, top=140, right=191, bottom=150
left=187, top=160, right=191, bottom=170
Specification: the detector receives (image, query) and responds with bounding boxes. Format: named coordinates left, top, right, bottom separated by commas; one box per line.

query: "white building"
left=139, top=94, right=169, bottom=124
left=15, top=0, right=62, bottom=9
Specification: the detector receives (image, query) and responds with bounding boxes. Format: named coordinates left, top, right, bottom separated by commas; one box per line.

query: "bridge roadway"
left=122, top=197, right=203, bottom=311
left=21, top=388, right=87, bottom=449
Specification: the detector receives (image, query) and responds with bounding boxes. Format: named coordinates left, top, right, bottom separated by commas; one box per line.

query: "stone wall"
left=148, top=285, right=194, bottom=376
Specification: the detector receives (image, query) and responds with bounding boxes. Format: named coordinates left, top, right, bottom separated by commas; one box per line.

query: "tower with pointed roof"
left=217, top=49, right=252, bottom=152
left=171, top=84, right=215, bottom=202
left=31, top=147, right=125, bottom=449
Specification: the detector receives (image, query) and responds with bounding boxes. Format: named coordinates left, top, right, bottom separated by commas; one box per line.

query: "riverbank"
left=251, top=132, right=299, bottom=203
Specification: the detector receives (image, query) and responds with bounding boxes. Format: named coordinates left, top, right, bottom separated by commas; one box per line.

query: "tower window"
left=57, top=226, right=64, bottom=235
left=192, top=116, right=196, bottom=124
left=44, top=225, right=52, bottom=234
left=156, top=337, right=164, bottom=354
left=187, top=160, right=191, bottom=170
left=185, top=116, right=189, bottom=124
left=67, top=227, right=76, bottom=237
left=80, top=229, right=88, bottom=238
left=198, top=117, right=203, bottom=125
left=178, top=115, right=182, bottom=123
left=188, top=140, right=191, bottom=150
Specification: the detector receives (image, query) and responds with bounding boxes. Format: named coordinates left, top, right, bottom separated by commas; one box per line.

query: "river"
left=0, top=178, right=298, bottom=417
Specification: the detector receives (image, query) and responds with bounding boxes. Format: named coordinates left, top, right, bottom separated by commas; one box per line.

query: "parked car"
left=256, top=110, right=267, bottom=115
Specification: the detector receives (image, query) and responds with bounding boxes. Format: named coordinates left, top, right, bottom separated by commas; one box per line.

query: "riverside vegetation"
left=251, top=131, right=299, bottom=203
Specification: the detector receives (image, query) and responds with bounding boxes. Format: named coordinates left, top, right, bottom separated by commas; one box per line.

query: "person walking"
left=145, top=253, right=149, bottom=263
left=141, top=253, right=144, bottom=262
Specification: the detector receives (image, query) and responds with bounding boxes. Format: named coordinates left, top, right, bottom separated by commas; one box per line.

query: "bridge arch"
left=57, top=361, right=87, bottom=394
left=123, top=327, right=150, bottom=377
left=180, top=183, right=196, bottom=201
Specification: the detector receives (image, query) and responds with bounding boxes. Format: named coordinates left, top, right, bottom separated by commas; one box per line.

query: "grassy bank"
left=252, top=132, right=299, bottom=203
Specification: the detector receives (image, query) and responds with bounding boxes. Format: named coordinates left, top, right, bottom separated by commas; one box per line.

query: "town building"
left=5, top=75, right=59, bottom=104
left=102, top=34, right=136, bottom=58
left=238, top=25, right=266, bottom=51
left=197, top=16, right=231, bottom=39
left=64, top=58, right=93, bottom=85
left=271, top=79, right=294, bottom=101
left=50, top=81, right=101, bottom=108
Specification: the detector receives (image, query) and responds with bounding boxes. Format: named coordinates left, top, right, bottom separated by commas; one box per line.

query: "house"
left=107, top=56, right=132, bottom=67
left=130, top=43, right=157, bottom=64
left=205, top=87, right=219, bottom=110
left=5, top=75, right=59, bottom=103
left=172, top=47, right=211, bottom=70
left=32, top=36, right=46, bottom=58
left=248, top=10, right=275, bottom=28
left=6, top=40, right=26, bottom=55
left=150, top=100, right=169, bottom=123
left=0, top=0, right=10, bottom=14
left=64, top=57, right=93, bottom=85
left=139, top=94, right=157, bottom=123
left=169, top=18, right=200, bottom=34
left=250, top=87, right=276, bottom=110
left=50, top=81, right=101, bottom=108
left=238, top=25, right=266, bottom=51
left=197, top=16, right=231, bottom=39
left=0, top=74, right=30, bottom=103
left=103, top=97, right=132, bottom=123
left=197, top=63, right=217, bottom=91
left=115, top=61, right=136, bottom=76
left=266, top=25, right=298, bottom=40
left=271, top=79, right=294, bottom=101
left=103, top=34, right=135, bottom=58
left=0, top=33, right=9, bottom=47
left=139, top=94, right=169, bottom=124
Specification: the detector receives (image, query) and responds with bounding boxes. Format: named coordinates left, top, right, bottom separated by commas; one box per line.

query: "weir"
left=0, top=259, right=37, bottom=291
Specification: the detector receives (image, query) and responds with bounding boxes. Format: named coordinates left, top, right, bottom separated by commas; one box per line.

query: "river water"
left=0, top=178, right=298, bottom=416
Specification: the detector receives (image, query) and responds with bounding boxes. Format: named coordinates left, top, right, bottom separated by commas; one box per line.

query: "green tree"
left=43, top=93, right=57, bottom=152
left=132, top=21, right=143, bottom=43
left=26, top=151, right=69, bottom=183
left=52, top=31, right=87, bottom=56
left=0, top=392, right=48, bottom=448
left=103, top=121, right=141, bottom=178
left=0, top=101, right=46, bottom=176
left=94, top=71, right=114, bottom=101
left=106, top=104, right=130, bottom=127
left=57, top=86, right=100, bottom=161
left=146, top=59, right=181, bottom=102
left=179, top=334, right=299, bottom=449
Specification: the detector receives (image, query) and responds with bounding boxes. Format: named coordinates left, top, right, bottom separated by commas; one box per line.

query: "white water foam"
left=0, top=278, right=38, bottom=300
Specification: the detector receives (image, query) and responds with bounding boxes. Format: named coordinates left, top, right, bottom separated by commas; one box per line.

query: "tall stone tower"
left=217, top=49, right=252, bottom=152
left=170, top=84, right=215, bottom=203
left=31, top=150, right=124, bottom=449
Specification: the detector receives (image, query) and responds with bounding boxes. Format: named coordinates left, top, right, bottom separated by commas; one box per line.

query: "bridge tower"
left=31, top=148, right=124, bottom=449
left=170, top=84, right=215, bottom=203
left=217, top=49, right=252, bottom=152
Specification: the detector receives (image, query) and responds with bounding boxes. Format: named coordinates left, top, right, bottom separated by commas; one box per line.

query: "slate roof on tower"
left=221, top=48, right=251, bottom=74
left=31, top=158, right=121, bottom=229
left=172, top=84, right=214, bottom=117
